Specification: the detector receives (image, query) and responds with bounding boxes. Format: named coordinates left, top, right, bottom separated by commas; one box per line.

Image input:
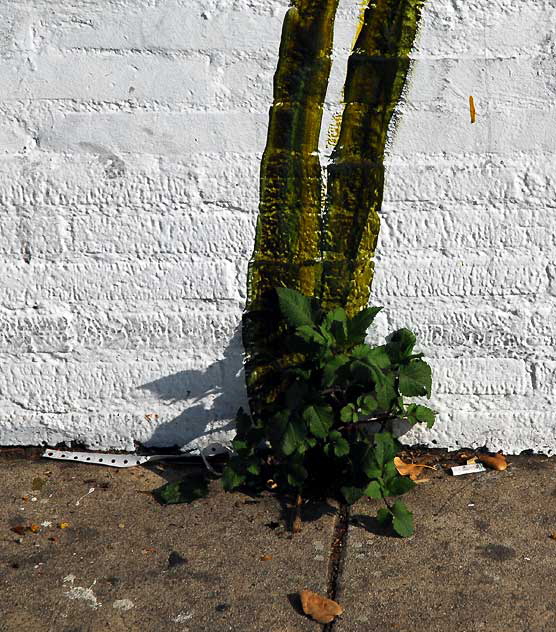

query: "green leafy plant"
left=222, top=287, right=436, bottom=537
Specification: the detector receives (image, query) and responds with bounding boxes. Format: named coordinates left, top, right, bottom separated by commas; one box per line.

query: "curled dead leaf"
left=260, top=554, right=273, bottom=561
left=477, top=452, right=508, bottom=471
left=299, top=590, right=343, bottom=624
left=394, top=457, right=436, bottom=481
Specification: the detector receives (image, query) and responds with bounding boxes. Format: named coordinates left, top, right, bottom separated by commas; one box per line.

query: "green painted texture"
left=244, top=0, right=425, bottom=414
left=321, top=0, right=425, bottom=315
left=244, top=0, right=339, bottom=415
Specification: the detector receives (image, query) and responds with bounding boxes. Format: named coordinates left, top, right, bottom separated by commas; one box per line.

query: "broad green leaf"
left=285, top=381, right=309, bottom=410
left=391, top=501, right=414, bottom=537
left=276, top=287, right=313, bottom=327
left=246, top=461, right=260, bottom=476
left=399, top=360, right=432, bottom=397
left=341, top=485, right=365, bottom=504
left=364, top=480, right=383, bottom=499
left=385, top=476, right=415, bottom=497
left=374, top=433, right=398, bottom=467
left=350, top=359, right=374, bottom=384
left=374, top=374, right=398, bottom=410
left=340, top=404, right=358, bottom=423
left=376, top=507, right=391, bottom=525
left=406, top=403, right=436, bottom=428
left=303, top=404, right=333, bottom=439
left=321, top=354, right=349, bottom=387
left=357, top=394, right=378, bottom=414
left=221, top=461, right=246, bottom=491
left=366, top=346, right=391, bottom=369
left=334, top=437, right=350, bottom=457
left=389, top=328, right=416, bottom=359
left=287, top=462, right=308, bottom=487
left=281, top=418, right=307, bottom=456
left=155, top=473, right=209, bottom=504
left=348, top=307, right=382, bottom=342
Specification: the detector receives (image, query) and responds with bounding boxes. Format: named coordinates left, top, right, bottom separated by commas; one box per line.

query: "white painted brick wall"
left=1, top=0, right=555, bottom=454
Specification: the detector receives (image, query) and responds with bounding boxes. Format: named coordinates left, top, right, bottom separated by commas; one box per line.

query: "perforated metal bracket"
left=42, top=449, right=186, bottom=468
left=42, top=443, right=231, bottom=469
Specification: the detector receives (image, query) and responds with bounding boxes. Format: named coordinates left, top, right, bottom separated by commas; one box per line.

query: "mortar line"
left=323, top=503, right=350, bottom=631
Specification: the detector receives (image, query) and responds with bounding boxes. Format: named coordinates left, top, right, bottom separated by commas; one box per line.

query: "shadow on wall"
left=138, top=327, right=246, bottom=450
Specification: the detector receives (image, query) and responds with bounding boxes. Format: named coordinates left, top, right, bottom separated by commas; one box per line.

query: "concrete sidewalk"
left=0, top=450, right=555, bottom=631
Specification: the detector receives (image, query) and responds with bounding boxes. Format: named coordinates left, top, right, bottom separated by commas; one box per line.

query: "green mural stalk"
left=244, top=0, right=339, bottom=414
left=244, top=0, right=425, bottom=416
left=321, top=0, right=425, bottom=315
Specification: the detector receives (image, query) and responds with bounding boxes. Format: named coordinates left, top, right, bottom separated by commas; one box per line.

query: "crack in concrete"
left=323, top=503, right=350, bottom=631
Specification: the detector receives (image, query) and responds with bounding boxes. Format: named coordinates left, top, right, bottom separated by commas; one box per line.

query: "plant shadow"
left=349, top=513, right=400, bottom=538
left=138, top=327, right=247, bottom=451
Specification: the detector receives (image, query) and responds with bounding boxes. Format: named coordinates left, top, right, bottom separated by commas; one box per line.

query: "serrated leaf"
left=155, top=474, right=209, bottom=504
left=323, top=308, right=348, bottom=345
left=348, top=307, right=382, bottom=342
left=364, top=480, right=383, bottom=499
left=296, top=325, right=327, bottom=346
left=276, top=287, right=313, bottom=327
left=303, top=404, right=333, bottom=439
left=399, top=360, right=432, bottom=397
left=391, top=501, right=414, bottom=537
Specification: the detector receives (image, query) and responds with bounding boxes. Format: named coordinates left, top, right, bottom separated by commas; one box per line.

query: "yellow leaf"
left=477, top=452, right=508, bottom=471
left=394, top=457, right=436, bottom=481
left=299, top=590, right=343, bottom=624
left=58, top=522, right=71, bottom=529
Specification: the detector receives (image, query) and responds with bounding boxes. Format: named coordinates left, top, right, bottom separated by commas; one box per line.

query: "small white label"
left=451, top=463, right=487, bottom=476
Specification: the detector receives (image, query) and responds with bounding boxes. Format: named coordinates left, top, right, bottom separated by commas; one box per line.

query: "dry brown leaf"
left=260, top=554, right=273, bottom=561
left=29, top=524, right=41, bottom=533
left=549, top=533, right=556, bottom=541
left=299, top=590, right=343, bottom=624
left=394, top=457, right=436, bottom=481
left=477, top=452, right=508, bottom=471
left=11, top=525, right=27, bottom=535
left=58, top=522, right=71, bottom=529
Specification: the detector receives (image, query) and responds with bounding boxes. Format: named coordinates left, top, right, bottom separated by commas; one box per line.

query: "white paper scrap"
left=451, top=463, right=487, bottom=476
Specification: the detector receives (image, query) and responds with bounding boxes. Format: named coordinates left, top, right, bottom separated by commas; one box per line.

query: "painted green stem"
left=244, top=0, right=339, bottom=415
left=321, top=0, right=425, bottom=315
